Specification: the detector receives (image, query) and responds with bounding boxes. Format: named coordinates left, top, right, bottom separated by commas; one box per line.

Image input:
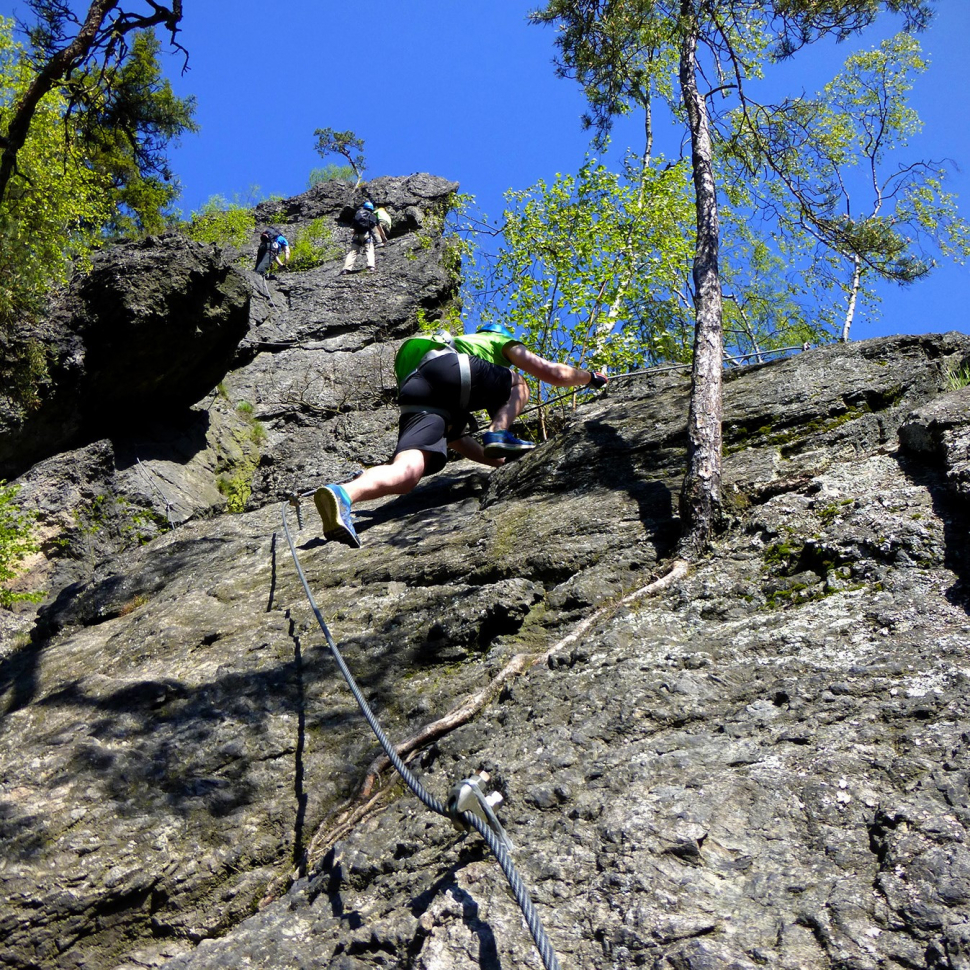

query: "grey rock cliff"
left=0, top=174, right=460, bottom=628
left=0, top=235, right=252, bottom=480
left=2, top=179, right=970, bottom=970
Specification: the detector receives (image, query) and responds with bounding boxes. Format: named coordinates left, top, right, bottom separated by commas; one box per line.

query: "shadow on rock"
left=896, top=451, right=970, bottom=613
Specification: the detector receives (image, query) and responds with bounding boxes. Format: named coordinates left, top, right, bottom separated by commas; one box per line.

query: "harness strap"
left=399, top=343, right=472, bottom=412
left=457, top=353, right=471, bottom=410
left=416, top=346, right=457, bottom=368
left=399, top=404, right=452, bottom=419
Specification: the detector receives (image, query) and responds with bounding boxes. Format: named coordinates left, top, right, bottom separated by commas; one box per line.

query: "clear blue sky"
left=3, top=1, right=968, bottom=343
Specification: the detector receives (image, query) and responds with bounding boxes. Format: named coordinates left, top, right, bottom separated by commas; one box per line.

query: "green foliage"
left=216, top=400, right=267, bottom=512
left=119, top=500, right=169, bottom=545
left=71, top=30, right=198, bottom=237
left=718, top=206, right=840, bottom=353
left=530, top=1, right=683, bottom=150
left=313, top=127, right=365, bottom=184
left=217, top=473, right=252, bottom=514
left=308, top=163, right=356, bottom=187
left=0, top=335, right=49, bottom=411
left=467, top=157, right=695, bottom=375
left=530, top=3, right=950, bottom=351
left=73, top=492, right=111, bottom=537
left=944, top=360, right=970, bottom=392
left=0, top=18, right=196, bottom=369
left=235, top=400, right=267, bottom=445
left=0, top=480, right=41, bottom=608
left=185, top=194, right=256, bottom=248
left=415, top=304, right=464, bottom=336
left=0, top=18, right=110, bottom=328
left=288, top=216, right=341, bottom=271
left=725, top=32, right=970, bottom=339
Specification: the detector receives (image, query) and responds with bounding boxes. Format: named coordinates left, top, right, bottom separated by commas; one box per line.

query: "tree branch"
left=0, top=0, right=184, bottom=202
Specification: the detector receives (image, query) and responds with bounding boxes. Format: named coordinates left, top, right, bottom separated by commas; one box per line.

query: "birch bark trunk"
left=677, top=3, right=723, bottom=558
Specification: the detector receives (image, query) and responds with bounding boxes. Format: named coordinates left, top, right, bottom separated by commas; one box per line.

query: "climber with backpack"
left=341, top=200, right=379, bottom=274
left=255, top=227, right=290, bottom=278
left=313, top=322, right=608, bottom=548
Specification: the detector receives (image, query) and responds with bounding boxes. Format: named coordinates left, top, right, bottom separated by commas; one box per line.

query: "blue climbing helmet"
left=477, top=322, right=515, bottom=340
left=363, top=201, right=375, bottom=210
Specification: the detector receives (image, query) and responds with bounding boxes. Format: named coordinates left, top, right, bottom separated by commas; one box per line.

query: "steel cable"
left=469, top=342, right=808, bottom=434
left=279, top=502, right=561, bottom=970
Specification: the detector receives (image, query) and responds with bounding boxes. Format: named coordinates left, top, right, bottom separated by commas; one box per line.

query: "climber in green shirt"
left=313, top=323, right=607, bottom=548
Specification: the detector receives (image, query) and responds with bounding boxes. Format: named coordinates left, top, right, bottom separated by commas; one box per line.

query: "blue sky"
left=3, top=1, right=968, bottom=343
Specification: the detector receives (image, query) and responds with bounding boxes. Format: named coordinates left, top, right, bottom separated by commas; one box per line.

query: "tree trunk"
left=677, top=4, right=723, bottom=559
left=841, top=255, right=862, bottom=341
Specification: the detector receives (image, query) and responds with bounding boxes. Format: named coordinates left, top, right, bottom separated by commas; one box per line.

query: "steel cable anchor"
left=287, top=492, right=305, bottom=530
left=447, top=772, right=514, bottom=854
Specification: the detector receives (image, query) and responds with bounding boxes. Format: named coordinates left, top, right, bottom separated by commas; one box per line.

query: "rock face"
left=3, top=178, right=970, bottom=970
left=0, top=235, right=252, bottom=480
left=0, top=174, right=460, bottom=627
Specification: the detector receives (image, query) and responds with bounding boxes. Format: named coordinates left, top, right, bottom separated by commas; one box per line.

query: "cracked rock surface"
left=3, top=181, right=970, bottom=969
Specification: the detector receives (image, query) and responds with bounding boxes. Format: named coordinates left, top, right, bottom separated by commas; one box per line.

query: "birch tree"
left=532, top=0, right=936, bottom=558
left=472, top=157, right=695, bottom=375
left=727, top=32, right=969, bottom=341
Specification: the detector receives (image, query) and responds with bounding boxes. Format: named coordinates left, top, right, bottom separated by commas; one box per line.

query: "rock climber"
left=314, top=323, right=608, bottom=548
left=255, top=228, right=290, bottom=278
left=341, top=201, right=379, bottom=274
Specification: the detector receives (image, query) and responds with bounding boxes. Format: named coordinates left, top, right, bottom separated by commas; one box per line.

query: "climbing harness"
left=279, top=501, right=562, bottom=970
left=397, top=331, right=473, bottom=412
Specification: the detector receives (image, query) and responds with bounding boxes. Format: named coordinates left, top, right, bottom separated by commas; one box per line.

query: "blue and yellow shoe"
left=482, top=430, right=536, bottom=459
left=313, top=484, right=360, bottom=548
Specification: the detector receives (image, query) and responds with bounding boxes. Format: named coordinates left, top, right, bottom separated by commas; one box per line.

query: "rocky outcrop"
left=901, top=384, right=970, bottom=500
left=0, top=175, right=461, bottom=634
left=0, top=236, right=252, bottom=481
left=3, top=178, right=970, bottom=970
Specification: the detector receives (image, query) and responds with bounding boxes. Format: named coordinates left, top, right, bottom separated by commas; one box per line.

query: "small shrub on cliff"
left=288, top=217, right=341, bottom=271
left=0, top=481, right=42, bottom=608
left=944, top=359, right=970, bottom=391
left=217, top=473, right=251, bottom=513
left=185, top=194, right=255, bottom=248
left=308, top=164, right=355, bottom=187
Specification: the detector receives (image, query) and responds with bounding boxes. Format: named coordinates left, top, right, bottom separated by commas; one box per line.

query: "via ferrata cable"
left=279, top=502, right=562, bottom=970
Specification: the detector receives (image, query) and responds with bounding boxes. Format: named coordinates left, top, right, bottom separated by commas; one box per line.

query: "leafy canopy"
left=725, top=31, right=970, bottom=338
left=467, top=157, right=695, bottom=377
left=0, top=16, right=110, bottom=326
left=0, top=16, right=196, bottom=341
left=71, top=29, right=199, bottom=237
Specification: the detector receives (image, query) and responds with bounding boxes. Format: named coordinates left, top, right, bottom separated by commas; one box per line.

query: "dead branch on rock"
left=276, top=557, right=691, bottom=894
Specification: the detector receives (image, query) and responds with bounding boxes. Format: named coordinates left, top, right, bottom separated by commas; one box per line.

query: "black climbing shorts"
left=393, top=354, right=513, bottom=475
